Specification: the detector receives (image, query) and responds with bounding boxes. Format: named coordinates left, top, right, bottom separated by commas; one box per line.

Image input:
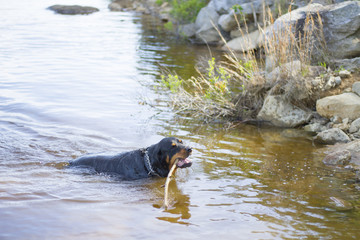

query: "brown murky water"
left=1, top=1, right=360, bottom=239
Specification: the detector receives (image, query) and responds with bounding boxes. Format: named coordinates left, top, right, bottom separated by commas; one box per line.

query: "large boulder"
left=266, top=1, right=360, bottom=60
left=48, top=5, right=99, bottom=15
left=314, top=128, right=350, bottom=144
left=268, top=3, right=324, bottom=34
left=316, top=93, right=360, bottom=121
left=195, top=5, right=221, bottom=44
left=257, top=95, right=312, bottom=127
left=321, top=1, right=360, bottom=59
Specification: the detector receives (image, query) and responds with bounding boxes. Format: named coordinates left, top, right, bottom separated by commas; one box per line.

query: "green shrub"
left=160, top=74, right=182, bottom=93
left=164, top=21, right=174, bottom=31
left=170, top=0, right=209, bottom=24
left=155, top=0, right=164, bottom=6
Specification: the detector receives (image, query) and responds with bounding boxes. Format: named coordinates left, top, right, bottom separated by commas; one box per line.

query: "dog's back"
left=69, top=150, right=148, bottom=179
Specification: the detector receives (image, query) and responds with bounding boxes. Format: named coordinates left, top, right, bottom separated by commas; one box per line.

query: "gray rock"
left=323, top=149, right=351, bottom=165
left=178, top=23, right=197, bottom=38
left=353, top=82, right=360, bottom=97
left=257, top=95, right=312, bottom=127
left=325, top=75, right=337, bottom=90
left=195, top=5, right=221, bottom=44
left=316, top=93, right=360, bottom=121
left=334, top=76, right=341, bottom=86
left=108, top=2, right=122, bottom=11
left=331, top=57, right=360, bottom=72
left=209, top=0, right=251, bottom=14
left=218, top=10, right=239, bottom=32
left=265, top=60, right=302, bottom=83
left=218, top=0, right=270, bottom=31
left=339, top=70, right=351, bottom=78
left=266, top=1, right=360, bottom=60
left=304, top=122, right=327, bottom=133
left=321, top=1, right=360, bottom=59
left=223, top=29, right=263, bottom=52
left=349, top=118, right=360, bottom=133
left=48, top=5, right=99, bottom=15
left=314, top=128, right=350, bottom=144
left=326, top=140, right=360, bottom=166
left=267, top=3, right=324, bottom=35
left=354, top=130, right=360, bottom=139
left=330, top=115, right=342, bottom=124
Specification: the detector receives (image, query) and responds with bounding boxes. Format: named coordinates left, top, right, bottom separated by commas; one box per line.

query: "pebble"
left=334, top=76, right=341, bottom=85
left=339, top=69, right=351, bottom=78
left=329, top=197, right=354, bottom=211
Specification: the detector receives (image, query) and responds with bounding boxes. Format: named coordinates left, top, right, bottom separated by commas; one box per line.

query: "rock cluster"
left=310, top=81, right=360, bottom=144
left=180, top=0, right=360, bottom=60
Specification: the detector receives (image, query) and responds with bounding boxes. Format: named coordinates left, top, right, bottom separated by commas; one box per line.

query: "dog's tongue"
left=176, top=158, right=192, bottom=168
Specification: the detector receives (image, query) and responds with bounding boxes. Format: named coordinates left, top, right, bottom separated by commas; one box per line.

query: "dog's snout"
left=187, top=147, right=192, bottom=153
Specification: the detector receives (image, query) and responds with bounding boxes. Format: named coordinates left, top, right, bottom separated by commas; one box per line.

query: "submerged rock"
left=304, top=122, right=327, bottom=133
left=257, top=95, right=312, bottom=128
left=328, top=197, right=354, bottom=211
left=323, top=149, right=351, bottom=165
left=322, top=140, right=360, bottom=180
left=48, top=5, right=99, bottom=15
left=314, top=128, right=350, bottom=144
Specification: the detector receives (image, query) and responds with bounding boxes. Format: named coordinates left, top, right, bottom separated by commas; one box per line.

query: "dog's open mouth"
left=176, top=158, right=192, bottom=168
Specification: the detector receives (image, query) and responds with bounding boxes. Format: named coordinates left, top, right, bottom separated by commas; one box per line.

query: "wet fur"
left=69, top=137, right=191, bottom=180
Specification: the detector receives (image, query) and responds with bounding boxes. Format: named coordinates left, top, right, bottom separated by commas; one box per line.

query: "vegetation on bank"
left=159, top=3, right=330, bottom=121
left=156, top=0, right=209, bottom=23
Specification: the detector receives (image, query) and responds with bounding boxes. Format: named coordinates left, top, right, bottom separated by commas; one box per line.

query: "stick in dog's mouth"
left=163, top=156, right=192, bottom=208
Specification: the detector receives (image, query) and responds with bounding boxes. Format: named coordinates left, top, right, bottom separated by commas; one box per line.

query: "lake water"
left=1, top=0, right=360, bottom=239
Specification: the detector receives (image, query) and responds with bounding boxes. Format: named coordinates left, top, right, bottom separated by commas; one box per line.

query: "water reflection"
left=155, top=181, right=192, bottom=225
left=136, top=14, right=222, bottom=80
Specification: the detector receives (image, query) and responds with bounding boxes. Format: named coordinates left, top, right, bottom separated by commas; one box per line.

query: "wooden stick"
left=163, top=159, right=178, bottom=209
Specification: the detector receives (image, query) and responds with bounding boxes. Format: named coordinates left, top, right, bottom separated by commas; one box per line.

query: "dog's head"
left=150, top=137, right=192, bottom=177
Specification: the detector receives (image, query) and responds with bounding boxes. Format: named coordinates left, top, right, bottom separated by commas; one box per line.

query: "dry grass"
left=160, top=1, right=329, bottom=121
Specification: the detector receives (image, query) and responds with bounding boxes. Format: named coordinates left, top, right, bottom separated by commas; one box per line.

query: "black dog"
left=69, top=137, right=192, bottom=180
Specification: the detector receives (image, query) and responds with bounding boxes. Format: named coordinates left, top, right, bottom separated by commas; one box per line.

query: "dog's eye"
left=178, top=139, right=183, bottom=143
left=171, top=143, right=176, bottom=147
